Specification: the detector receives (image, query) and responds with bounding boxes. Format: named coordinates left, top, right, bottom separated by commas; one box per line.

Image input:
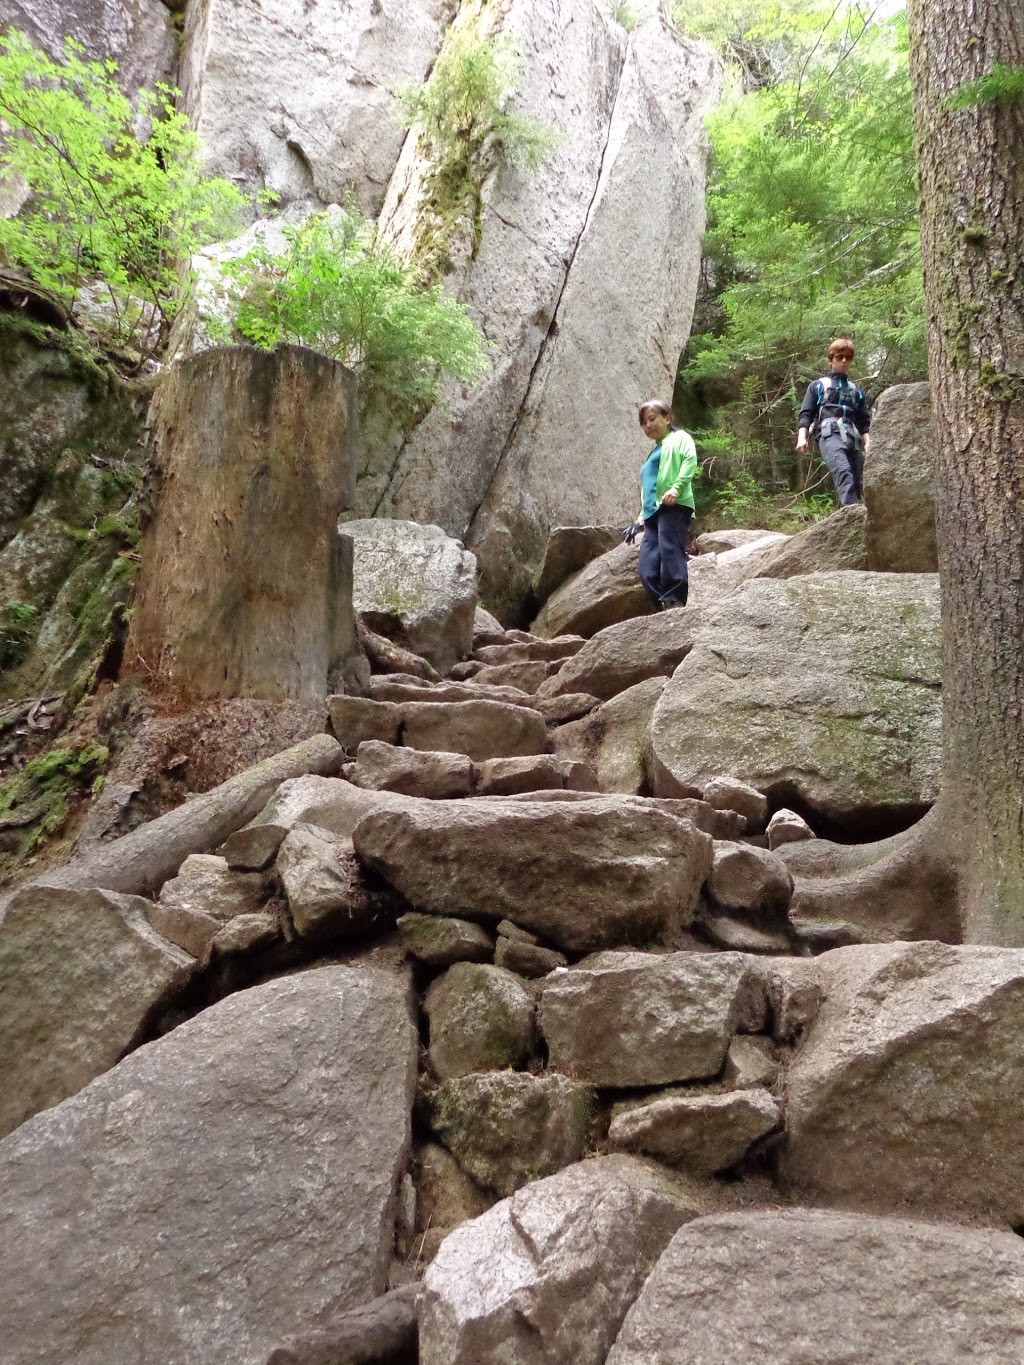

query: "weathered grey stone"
left=782, top=941, right=1024, bottom=1222
left=698, top=911, right=792, bottom=955
left=340, top=520, right=477, bottom=675
left=0, top=886, right=193, bottom=1138
left=552, top=676, right=666, bottom=795
left=647, top=574, right=941, bottom=830
left=542, top=607, right=705, bottom=701
left=157, top=853, right=265, bottom=921
left=414, top=1141, right=495, bottom=1259
left=476, top=753, right=591, bottom=796
left=606, top=1209, right=1024, bottom=1365
left=532, top=543, right=653, bottom=639
left=276, top=824, right=394, bottom=940
left=179, top=0, right=450, bottom=215
left=470, top=659, right=553, bottom=692
left=6, top=0, right=176, bottom=102
left=530, top=691, right=602, bottom=724
left=266, top=1284, right=420, bottom=1365
left=429, top=1072, right=594, bottom=1197
left=751, top=504, right=868, bottom=579
left=398, top=912, right=494, bottom=968
left=473, top=605, right=505, bottom=643
left=250, top=774, right=418, bottom=841
left=495, top=936, right=568, bottom=978
left=209, top=910, right=281, bottom=957
left=0, top=967, right=417, bottom=1365
left=540, top=952, right=754, bottom=1087
left=357, top=618, right=435, bottom=680
left=219, top=821, right=289, bottom=871
left=766, top=807, right=815, bottom=849
left=708, top=841, right=794, bottom=920
left=400, top=699, right=548, bottom=761
left=701, top=777, right=768, bottom=831
left=864, top=382, right=938, bottom=573
left=425, top=963, right=536, bottom=1080
left=420, top=1156, right=710, bottom=1365
left=723, top=1034, right=782, bottom=1091
left=350, top=739, right=477, bottom=799
left=532, top=526, right=623, bottom=608
left=329, top=695, right=403, bottom=750
left=475, top=636, right=585, bottom=664
left=353, top=798, right=712, bottom=953
left=694, top=529, right=788, bottom=555
left=367, top=674, right=531, bottom=705
left=609, top=1089, right=782, bottom=1173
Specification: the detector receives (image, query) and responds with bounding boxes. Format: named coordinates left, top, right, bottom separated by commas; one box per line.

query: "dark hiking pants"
left=819, top=425, right=864, bottom=505
left=639, top=503, right=692, bottom=607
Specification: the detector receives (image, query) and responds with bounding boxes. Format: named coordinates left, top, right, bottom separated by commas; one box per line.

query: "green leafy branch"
left=947, top=62, right=1024, bottom=111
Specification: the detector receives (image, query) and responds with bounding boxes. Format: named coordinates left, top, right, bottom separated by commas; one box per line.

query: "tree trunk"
left=908, top=0, right=1024, bottom=942
left=123, top=345, right=358, bottom=708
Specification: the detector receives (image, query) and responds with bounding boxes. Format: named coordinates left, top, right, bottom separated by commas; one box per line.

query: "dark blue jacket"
left=798, top=372, right=871, bottom=437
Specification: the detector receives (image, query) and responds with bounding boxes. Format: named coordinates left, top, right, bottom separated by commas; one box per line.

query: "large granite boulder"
left=532, top=542, right=653, bottom=639
left=0, top=967, right=417, bottom=1364
left=340, top=520, right=477, bottom=675
left=750, top=504, right=868, bottom=578
left=353, top=797, right=713, bottom=952
left=647, top=573, right=941, bottom=830
left=468, top=19, right=723, bottom=618
left=863, top=382, right=938, bottom=572
left=532, top=526, right=622, bottom=608
left=552, top=677, right=666, bottom=794
left=781, top=941, right=1024, bottom=1223
left=0, top=885, right=194, bottom=1139
left=543, top=609, right=705, bottom=700
left=420, top=1156, right=711, bottom=1365
left=606, top=1209, right=1024, bottom=1364
left=179, top=0, right=450, bottom=214
left=540, top=951, right=756, bottom=1087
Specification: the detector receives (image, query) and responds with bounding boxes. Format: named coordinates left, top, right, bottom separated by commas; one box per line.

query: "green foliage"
left=0, top=742, right=108, bottom=863
left=607, top=0, right=639, bottom=31
left=947, top=62, right=1024, bottom=110
left=398, top=19, right=556, bottom=278
left=213, top=210, right=489, bottom=431
left=0, top=601, right=39, bottom=671
left=675, top=3, right=924, bottom=497
left=0, top=29, right=246, bottom=363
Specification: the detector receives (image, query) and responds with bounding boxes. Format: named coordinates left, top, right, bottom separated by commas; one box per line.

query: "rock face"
left=420, top=1156, right=708, bottom=1365
left=179, top=0, right=452, bottom=214
left=0, top=967, right=418, bottom=1365
left=353, top=798, right=713, bottom=952
left=551, top=677, right=666, bottom=794
left=340, top=519, right=477, bottom=675
left=606, top=1209, right=1024, bottom=1364
left=782, top=941, right=1024, bottom=1223
left=6, top=0, right=177, bottom=100
left=0, top=885, right=194, bottom=1139
left=647, top=573, right=941, bottom=831
left=864, top=382, right=938, bottom=572
left=469, top=20, right=723, bottom=618
left=540, top=952, right=754, bottom=1087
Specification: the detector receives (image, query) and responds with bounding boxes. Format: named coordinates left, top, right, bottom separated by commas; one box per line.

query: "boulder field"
left=4, top=474, right=1016, bottom=1362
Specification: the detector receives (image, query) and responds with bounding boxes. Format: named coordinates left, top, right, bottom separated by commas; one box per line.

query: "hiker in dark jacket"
left=796, top=338, right=871, bottom=505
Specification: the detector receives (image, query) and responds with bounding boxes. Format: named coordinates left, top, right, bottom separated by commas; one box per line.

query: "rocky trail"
left=2, top=387, right=1023, bottom=1364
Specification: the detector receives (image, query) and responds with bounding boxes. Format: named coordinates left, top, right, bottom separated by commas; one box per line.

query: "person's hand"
left=796, top=430, right=809, bottom=453
left=661, top=489, right=679, bottom=506
left=622, top=521, right=642, bottom=545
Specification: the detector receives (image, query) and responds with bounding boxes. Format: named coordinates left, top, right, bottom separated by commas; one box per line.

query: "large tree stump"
left=123, top=345, right=358, bottom=707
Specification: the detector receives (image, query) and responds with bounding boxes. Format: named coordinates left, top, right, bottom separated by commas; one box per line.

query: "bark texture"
left=908, top=0, right=1024, bottom=942
left=123, top=345, right=358, bottom=707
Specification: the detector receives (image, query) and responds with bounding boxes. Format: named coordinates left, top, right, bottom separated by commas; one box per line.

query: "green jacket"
left=638, top=428, right=698, bottom=520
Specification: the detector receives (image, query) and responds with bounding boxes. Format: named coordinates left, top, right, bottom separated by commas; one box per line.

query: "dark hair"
left=827, top=337, right=855, bottom=361
left=638, top=399, right=670, bottom=426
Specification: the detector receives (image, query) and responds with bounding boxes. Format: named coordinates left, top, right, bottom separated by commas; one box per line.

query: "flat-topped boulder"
left=606, top=1209, right=1024, bottom=1364
left=781, top=941, right=1024, bottom=1223
left=647, top=573, right=941, bottom=831
left=0, top=967, right=417, bottom=1365
left=542, top=609, right=705, bottom=701
left=330, top=695, right=548, bottom=761
left=531, top=543, right=653, bottom=639
left=340, top=519, right=477, bottom=675
left=352, top=798, right=712, bottom=953
left=0, top=886, right=194, bottom=1139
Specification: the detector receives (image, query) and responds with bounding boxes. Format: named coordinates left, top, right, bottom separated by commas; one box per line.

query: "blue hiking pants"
left=639, top=504, right=692, bottom=607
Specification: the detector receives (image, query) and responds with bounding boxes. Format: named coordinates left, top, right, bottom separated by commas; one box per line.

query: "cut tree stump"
left=123, top=344, right=358, bottom=706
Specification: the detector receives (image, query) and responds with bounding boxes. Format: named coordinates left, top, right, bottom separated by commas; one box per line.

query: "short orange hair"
left=827, top=337, right=855, bottom=361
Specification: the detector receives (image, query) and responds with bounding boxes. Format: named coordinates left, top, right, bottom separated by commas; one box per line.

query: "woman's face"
left=641, top=408, right=671, bottom=441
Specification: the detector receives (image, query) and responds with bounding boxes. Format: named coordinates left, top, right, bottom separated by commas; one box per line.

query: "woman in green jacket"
left=624, top=399, right=698, bottom=608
